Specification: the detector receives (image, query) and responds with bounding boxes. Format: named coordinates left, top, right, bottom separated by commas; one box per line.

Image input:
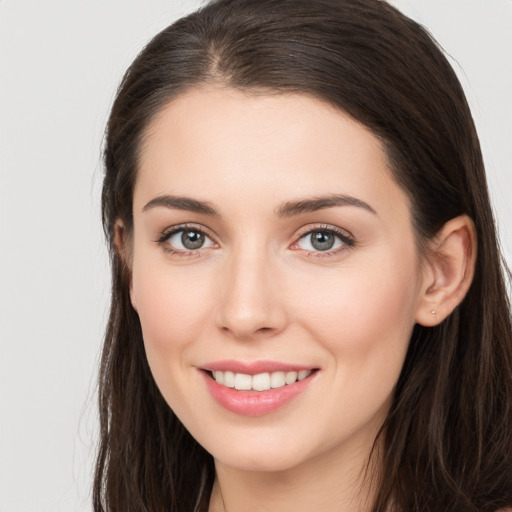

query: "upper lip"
left=200, top=360, right=317, bottom=375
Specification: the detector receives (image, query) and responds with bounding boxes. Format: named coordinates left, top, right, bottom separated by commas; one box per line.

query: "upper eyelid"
left=159, top=223, right=216, bottom=240
left=294, top=223, right=354, bottom=240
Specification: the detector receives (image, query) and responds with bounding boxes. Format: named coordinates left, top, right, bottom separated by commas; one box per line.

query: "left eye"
left=164, top=229, right=215, bottom=251
left=296, top=230, right=346, bottom=252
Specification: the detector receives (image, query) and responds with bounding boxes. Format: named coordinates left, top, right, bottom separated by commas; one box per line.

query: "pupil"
left=182, top=230, right=204, bottom=250
left=311, top=231, right=334, bottom=251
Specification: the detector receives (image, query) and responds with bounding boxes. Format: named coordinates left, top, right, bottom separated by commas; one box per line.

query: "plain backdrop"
left=0, top=1, right=510, bottom=511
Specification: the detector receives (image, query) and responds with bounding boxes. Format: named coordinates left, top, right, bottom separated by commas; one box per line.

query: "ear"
left=415, top=215, right=477, bottom=326
left=114, top=220, right=137, bottom=311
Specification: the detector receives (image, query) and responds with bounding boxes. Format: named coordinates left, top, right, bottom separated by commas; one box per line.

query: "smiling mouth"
left=201, top=365, right=319, bottom=416
left=205, top=369, right=317, bottom=391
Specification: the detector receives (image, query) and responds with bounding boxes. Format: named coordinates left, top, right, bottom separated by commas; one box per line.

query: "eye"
left=294, top=227, right=355, bottom=254
left=159, top=227, right=216, bottom=253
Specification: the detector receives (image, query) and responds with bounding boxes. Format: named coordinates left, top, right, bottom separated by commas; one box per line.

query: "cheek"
left=131, top=257, right=215, bottom=366
left=294, top=251, right=420, bottom=368
left=290, top=256, right=419, bottom=442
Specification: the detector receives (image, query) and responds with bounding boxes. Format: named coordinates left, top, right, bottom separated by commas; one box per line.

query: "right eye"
left=159, top=227, right=216, bottom=253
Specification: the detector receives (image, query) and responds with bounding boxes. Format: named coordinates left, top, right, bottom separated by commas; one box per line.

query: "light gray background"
left=0, top=1, right=510, bottom=511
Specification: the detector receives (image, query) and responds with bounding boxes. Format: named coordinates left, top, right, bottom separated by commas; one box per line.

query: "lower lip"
left=202, top=371, right=316, bottom=416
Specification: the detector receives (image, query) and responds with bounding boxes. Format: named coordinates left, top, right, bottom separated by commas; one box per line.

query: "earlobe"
left=114, top=220, right=137, bottom=311
left=415, top=215, right=477, bottom=326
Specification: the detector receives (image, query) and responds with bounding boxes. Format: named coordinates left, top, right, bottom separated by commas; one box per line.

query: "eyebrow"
left=142, top=195, right=218, bottom=215
left=275, top=194, right=377, bottom=217
left=142, top=193, right=376, bottom=217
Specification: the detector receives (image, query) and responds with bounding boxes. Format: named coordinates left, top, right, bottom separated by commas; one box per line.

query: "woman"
left=94, top=0, right=512, bottom=510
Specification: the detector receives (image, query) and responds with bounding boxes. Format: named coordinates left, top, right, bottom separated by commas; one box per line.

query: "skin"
left=124, top=87, right=474, bottom=511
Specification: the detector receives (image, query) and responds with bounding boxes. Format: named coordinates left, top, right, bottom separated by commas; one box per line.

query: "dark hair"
left=95, top=1, right=512, bottom=510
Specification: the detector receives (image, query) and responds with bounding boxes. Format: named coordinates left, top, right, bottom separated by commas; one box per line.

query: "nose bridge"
left=216, top=241, right=287, bottom=339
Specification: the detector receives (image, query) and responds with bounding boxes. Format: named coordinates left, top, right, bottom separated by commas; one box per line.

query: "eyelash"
left=156, top=223, right=356, bottom=258
left=293, top=224, right=356, bottom=257
left=156, top=223, right=216, bottom=257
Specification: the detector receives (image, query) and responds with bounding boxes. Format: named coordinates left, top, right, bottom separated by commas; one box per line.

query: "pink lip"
left=200, top=363, right=318, bottom=417
left=201, top=359, right=314, bottom=375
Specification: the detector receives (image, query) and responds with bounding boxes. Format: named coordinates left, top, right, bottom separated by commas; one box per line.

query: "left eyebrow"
left=275, top=194, right=377, bottom=217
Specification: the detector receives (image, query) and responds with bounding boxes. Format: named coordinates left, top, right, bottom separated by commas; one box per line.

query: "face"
left=128, top=87, right=426, bottom=474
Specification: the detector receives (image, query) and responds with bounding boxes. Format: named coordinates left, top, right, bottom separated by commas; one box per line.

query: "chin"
left=214, top=449, right=306, bottom=473
left=202, top=427, right=331, bottom=474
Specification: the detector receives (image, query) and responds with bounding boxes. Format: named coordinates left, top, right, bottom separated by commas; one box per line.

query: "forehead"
left=134, top=87, right=410, bottom=219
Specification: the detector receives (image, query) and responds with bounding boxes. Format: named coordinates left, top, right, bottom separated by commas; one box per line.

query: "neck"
left=208, top=437, right=382, bottom=512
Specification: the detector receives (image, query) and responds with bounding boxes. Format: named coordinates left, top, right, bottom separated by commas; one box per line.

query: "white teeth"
left=270, top=371, right=286, bottom=388
left=285, top=371, right=298, bottom=384
left=213, top=370, right=224, bottom=385
left=223, top=371, right=235, bottom=388
left=234, top=373, right=252, bottom=390
left=252, top=372, right=271, bottom=391
left=298, top=370, right=311, bottom=381
left=211, top=369, right=313, bottom=390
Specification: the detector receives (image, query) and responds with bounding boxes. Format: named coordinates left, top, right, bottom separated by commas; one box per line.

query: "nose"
left=215, top=247, right=288, bottom=340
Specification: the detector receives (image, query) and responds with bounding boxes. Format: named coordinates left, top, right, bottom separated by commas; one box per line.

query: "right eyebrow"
left=142, top=195, right=219, bottom=216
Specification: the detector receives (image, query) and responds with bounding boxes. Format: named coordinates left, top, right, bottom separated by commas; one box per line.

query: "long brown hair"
left=95, top=1, right=512, bottom=510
